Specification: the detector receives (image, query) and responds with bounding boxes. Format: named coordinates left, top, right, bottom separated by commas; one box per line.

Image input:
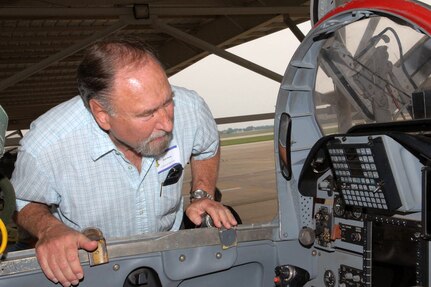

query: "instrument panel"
left=299, top=134, right=429, bottom=287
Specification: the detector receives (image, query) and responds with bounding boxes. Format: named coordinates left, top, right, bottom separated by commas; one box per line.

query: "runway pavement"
left=182, top=140, right=278, bottom=225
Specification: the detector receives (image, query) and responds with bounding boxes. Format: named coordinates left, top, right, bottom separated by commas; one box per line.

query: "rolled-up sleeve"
left=171, top=86, right=219, bottom=161
left=190, top=93, right=219, bottom=160
left=12, top=149, right=59, bottom=211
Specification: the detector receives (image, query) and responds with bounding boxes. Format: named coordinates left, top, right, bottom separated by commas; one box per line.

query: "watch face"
left=191, top=189, right=213, bottom=201
left=193, top=189, right=206, bottom=198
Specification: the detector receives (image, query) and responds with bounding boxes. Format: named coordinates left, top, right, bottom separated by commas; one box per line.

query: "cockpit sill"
left=0, top=223, right=278, bottom=276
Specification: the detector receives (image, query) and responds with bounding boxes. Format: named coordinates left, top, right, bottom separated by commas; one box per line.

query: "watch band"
left=190, top=189, right=214, bottom=202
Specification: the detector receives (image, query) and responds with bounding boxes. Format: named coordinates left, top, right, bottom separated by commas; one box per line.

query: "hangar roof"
left=0, top=0, right=310, bottom=135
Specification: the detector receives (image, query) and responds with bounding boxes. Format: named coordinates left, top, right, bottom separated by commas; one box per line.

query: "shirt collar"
left=89, top=118, right=118, bottom=161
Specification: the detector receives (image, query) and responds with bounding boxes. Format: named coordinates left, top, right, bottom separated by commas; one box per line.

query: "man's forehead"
left=116, top=60, right=167, bottom=86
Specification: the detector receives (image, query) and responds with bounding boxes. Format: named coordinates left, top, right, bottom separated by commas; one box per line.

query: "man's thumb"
left=78, top=235, right=99, bottom=252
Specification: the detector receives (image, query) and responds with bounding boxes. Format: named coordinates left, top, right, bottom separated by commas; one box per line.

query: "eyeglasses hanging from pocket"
left=160, top=163, right=183, bottom=196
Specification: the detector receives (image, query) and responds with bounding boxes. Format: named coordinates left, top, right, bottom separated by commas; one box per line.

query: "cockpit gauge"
left=333, top=195, right=346, bottom=217
left=350, top=207, right=363, bottom=220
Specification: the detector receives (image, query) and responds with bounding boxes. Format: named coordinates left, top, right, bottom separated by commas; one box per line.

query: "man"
left=12, top=36, right=237, bottom=287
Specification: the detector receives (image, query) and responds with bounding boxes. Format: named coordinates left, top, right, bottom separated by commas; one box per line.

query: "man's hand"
left=16, top=203, right=99, bottom=286
left=185, top=198, right=237, bottom=229
left=35, top=223, right=98, bottom=287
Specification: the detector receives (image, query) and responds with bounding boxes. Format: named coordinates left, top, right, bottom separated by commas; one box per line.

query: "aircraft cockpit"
left=276, top=0, right=431, bottom=286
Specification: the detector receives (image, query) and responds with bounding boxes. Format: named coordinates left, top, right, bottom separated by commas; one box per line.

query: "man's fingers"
left=187, top=199, right=238, bottom=229
left=65, top=244, right=85, bottom=284
left=207, top=207, right=236, bottom=229
left=52, top=258, right=74, bottom=287
left=38, top=248, right=72, bottom=287
left=36, top=251, right=58, bottom=284
left=220, top=204, right=238, bottom=227
left=35, top=227, right=92, bottom=286
left=51, top=245, right=83, bottom=287
left=186, top=212, right=204, bottom=226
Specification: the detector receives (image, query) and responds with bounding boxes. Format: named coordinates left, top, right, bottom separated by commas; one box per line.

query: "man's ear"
left=89, top=99, right=111, bottom=131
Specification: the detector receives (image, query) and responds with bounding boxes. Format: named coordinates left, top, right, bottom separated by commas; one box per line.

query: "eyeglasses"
left=163, top=163, right=183, bottom=186
left=160, top=163, right=183, bottom=196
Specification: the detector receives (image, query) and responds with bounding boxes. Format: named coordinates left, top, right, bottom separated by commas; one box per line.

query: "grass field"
left=220, top=134, right=274, bottom=146
left=220, top=128, right=274, bottom=138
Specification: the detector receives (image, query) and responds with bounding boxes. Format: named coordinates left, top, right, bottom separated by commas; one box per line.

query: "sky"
left=169, top=21, right=311, bottom=130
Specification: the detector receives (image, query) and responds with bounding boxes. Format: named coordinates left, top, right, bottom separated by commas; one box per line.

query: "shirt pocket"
left=157, top=170, right=183, bottom=217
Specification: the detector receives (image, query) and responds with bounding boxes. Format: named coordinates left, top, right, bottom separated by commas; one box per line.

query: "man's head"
left=77, top=36, right=174, bottom=157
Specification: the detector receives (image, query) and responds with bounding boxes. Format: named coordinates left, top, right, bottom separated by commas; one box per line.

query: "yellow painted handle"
left=0, top=218, right=7, bottom=254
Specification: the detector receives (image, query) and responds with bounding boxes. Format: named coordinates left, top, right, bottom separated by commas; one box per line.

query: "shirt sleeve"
left=191, top=94, right=219, bottom=161
left=12, top=149, right=60, bottom=211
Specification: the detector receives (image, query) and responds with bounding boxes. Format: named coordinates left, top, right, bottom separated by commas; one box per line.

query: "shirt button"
left=128, top=166, right=133, bottom=170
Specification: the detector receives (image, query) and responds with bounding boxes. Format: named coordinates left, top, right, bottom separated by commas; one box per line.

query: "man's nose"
left=156, top=106, right=173, bottom=132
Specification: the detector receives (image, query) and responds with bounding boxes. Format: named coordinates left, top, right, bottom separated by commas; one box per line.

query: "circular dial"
left=298, top=227, right=316, bottom=247
left=350, top=206, right=363, bottom=220
left=333, top=195, right=346, bottom=217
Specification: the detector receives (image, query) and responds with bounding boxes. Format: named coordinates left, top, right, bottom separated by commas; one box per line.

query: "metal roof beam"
left=136, top=5, right=309, bottom=18
left=2, top=96, right=74, bottom=106
left=4, top=86, right=77, bottom=94
left=0, top=19, right=128, bottom=92
left=0, top=7, right=131, bottom=18
left=5, top=137, right=22, bottom=147
left=0, top=6, right=309, bottom=18
left=152, top=18, right=283, bottom=83
left=283, top=15, right=305, bottom=42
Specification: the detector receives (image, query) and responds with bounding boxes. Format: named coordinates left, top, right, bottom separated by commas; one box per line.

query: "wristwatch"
left=190, top=189, right=214, bottom=202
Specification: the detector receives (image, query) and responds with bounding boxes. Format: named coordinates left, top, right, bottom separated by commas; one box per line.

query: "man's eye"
left=140, top=113, right=154, bottom=121
left=163, top=99, right=173, bottom=107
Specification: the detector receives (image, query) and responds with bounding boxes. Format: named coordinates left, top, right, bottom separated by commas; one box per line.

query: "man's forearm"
left=16, top=202, right=63, bottom=239
left=190, top=147, right=220, bottom=196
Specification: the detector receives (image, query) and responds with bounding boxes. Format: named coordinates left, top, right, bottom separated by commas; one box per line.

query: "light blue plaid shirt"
left=12, top=86, right=219, bottom=239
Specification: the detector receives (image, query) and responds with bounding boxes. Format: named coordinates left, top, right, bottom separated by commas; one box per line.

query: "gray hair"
left=77, top=35, right=159, bottom=114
